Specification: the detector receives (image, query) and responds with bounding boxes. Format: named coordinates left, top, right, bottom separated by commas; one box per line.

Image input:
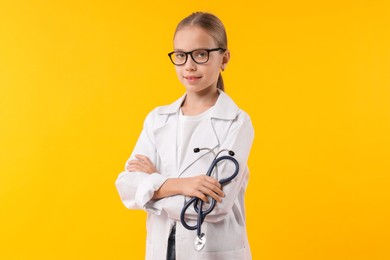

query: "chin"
left=184, top=84, right=216, bottom=94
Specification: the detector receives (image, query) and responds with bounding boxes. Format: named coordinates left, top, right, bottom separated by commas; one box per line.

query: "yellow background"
left=1, top=0, right=389, bottom=259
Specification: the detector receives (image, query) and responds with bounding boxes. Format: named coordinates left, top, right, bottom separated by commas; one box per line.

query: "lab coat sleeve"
left=205, top=111, right=254, bottom=222
left=155, top=111, right=254, bottom=223
left=115, top=109, right=168, bottom=214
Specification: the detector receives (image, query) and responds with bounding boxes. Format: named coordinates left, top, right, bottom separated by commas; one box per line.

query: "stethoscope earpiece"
left=193, top=148, right=235, bottom=157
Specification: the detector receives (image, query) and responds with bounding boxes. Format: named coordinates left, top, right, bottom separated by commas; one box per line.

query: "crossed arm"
left=126, top=154, right=225, bottom=203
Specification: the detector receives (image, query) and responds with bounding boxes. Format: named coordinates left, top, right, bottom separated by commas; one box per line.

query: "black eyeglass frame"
left=168, top=47, right=226, bottom=65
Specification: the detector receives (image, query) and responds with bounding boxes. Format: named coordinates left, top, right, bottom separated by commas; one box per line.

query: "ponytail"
left=217, top=73, right=224, bottom=92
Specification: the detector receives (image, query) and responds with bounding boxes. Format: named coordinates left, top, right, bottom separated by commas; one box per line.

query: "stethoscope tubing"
left=180, top=155, right=239, bottom=237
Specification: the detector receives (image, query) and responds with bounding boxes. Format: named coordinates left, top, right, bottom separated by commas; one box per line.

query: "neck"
left=181, top=88, right=219, bottom=116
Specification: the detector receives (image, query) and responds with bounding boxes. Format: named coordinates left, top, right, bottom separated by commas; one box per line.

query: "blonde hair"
left=174, top=12, right=228, bottom=91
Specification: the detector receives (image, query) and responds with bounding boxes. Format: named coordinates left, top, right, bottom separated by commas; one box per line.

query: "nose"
left=184, top=55, right=197, bottom=71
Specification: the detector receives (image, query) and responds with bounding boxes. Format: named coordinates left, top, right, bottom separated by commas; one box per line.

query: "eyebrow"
left=173, top=47, right=214, bottom=52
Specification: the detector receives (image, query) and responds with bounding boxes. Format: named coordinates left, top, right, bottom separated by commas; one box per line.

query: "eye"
left=194, top=50, right=208, bottom=58
left=174, top=52, right=186, bottom=59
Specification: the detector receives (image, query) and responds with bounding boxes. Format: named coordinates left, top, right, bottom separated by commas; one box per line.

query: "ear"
left=221, top=50, right=230, bottom=71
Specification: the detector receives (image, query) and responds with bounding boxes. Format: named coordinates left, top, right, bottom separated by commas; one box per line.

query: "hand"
left=179, top=175, right=225, bottom=203
left=126, top=154, right=158, bottom=174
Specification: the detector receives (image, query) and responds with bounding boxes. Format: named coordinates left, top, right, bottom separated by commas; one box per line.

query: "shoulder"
left=222, top=92, right=254, bottom=137
left=210, top=92, right=254, bottom=142
left=214, top=91, right=253, bottom=123
left=142, top=94, right=184, bottom=128
left=228, top=108, right=254, bottom=137
left=142, top=107, right=165, bottom=129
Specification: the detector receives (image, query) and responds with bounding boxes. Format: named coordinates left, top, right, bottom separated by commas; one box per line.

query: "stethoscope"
left=180, top=147, right=239, bottom=251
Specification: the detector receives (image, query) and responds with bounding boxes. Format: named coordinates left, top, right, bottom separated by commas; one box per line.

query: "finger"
left=202, top=176, right=223, bottom=194
left=202, top=181, right=225, bottom=198
left=126, top=162, right=147, bottom=171
left=130, top=161, right=153, bottom=172
left=128, top=160, right=145, bottom=167
left=126, top=166, right=137, bottom=172
left=126, top=162, right=140, bottom=171
left=135, top=155, right=155, bottom=169
left=146, top=167, right=157, bottom=173
left=194, top=190, right=209, bottom=203
left=198, top=186, right=222, bottom=203
left=126, top=165, right=144, bottom=172
left=128, top=161, right=157, bottom=174
left=135, top=154, right=151, bottom=163
left=134, top=157, right=157, bottom=173
left=204, top=176, right=222, bottom=189
left=128, top=158, right=144, bottom=164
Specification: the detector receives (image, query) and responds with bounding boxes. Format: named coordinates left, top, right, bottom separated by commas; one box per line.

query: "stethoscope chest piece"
left=194, top=233, right=206, bottom=251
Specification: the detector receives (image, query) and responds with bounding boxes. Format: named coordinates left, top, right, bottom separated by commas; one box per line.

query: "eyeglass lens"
left=172, top=50, right=209, bottom=65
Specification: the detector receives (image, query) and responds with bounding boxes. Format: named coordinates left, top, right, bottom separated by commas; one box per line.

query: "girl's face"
left=173, top=26, right=229, bottom=94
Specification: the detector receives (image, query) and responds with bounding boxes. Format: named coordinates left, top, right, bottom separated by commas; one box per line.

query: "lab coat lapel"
left=178, top=118, right=219, bottom=176
left=153, top=114, right=179, bottom=176
left=153, top=93, right=187, bottom=176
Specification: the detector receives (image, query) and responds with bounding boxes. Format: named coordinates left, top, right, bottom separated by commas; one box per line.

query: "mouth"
left=184, top=76, right=202, bottom=82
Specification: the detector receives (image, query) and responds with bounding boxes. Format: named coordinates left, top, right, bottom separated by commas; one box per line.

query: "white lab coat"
left=115, top=90, right=254, bottom=260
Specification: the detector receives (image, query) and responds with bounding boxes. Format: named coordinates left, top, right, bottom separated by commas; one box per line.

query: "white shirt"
left=177, top=107, right=214, bottom=171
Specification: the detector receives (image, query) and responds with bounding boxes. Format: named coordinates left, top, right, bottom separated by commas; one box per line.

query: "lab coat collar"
left=156, top=89, right=239, bottom=120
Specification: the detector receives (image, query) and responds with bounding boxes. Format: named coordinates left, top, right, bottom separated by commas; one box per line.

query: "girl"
left=115, top=12, right=254, bottom=260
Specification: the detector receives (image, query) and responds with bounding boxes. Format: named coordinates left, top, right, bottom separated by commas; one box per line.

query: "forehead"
left=173, top=26, right=217, bottom=51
